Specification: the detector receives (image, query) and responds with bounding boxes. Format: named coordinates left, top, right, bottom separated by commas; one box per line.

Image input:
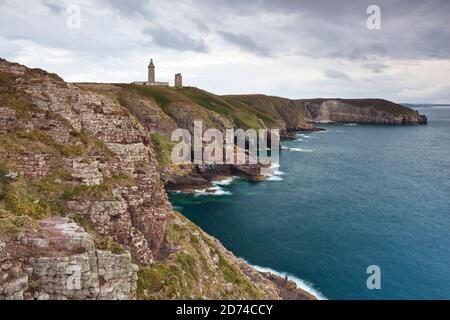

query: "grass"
left=0, top=72, right=37, bottom=118
left=116, top=84, right=183, bottom=112
left=137, top=211, right=265, bottom=300
left=0, top=130, right=86, bottom=159
left=150, top=133, right=178, bottom=168
left=150, top=133, right=191, bottom=182
left=62, top=174, right=134, bottom=201
left=182, top=88, right=274, bottom=130
left=70, top=214, right=125, bottom=254
left=181, top=87, right=232, bottom=117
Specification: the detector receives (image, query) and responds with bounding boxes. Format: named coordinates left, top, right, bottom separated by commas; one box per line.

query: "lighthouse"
left=148, top=58, right=155, bottom=83
left=131, top=59, right=171, bottom=86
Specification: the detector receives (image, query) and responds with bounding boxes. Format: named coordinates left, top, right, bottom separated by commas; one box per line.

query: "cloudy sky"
left=1, top=0, right=449, bottom=103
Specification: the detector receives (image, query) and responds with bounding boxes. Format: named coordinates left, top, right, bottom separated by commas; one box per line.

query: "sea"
left=169, top=106, right=450, bottom=300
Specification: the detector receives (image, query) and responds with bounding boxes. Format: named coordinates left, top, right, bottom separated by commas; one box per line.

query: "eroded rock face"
left=0, top=218, right=137, bottom=300
left=0, top=59, right=319, bottom=301
left=298, top=99, right=428, bottom=125
left=0, top=60, right=172, bottom=264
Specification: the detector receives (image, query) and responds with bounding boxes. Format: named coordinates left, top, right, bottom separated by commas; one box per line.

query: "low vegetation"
left=137, top=211, right=265, bottom=300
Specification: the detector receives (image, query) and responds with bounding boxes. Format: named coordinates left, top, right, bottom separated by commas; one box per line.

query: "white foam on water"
left=270, top=162, right=281, bottom=169
left=194, top=186, right=232, bottom=196
left=265, top=162, right=284, bottom=181
left=243, top=260, right=327, bottom=300
left=266, top=175, right=284, bottom=181
left=344, top=123, right=358, bottom=126
left=282, top=146, right=313, bottom=153
left=212, top=176, right=238, bottom=186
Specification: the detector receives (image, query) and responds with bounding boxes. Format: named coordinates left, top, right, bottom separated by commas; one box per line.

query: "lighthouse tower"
left=148, top=58, right=155, bottom=83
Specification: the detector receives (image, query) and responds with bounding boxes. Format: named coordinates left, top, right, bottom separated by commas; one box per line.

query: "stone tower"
left=148, top=59, right=155, bottom=83
left=175, top=73, right=182, bottom=88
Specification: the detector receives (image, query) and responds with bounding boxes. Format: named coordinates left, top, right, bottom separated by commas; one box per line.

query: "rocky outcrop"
left=137, top=211, right=315, bottom=300
left=226, top=94, right=316, bottom=134
left=0, top=218, right=137, bottom=300
left=297, top=98, right=428, bottom=125
left=0, top=59, right=172, bottom=265
left=165, top=163, right=267, bottom=191
left=0, top=59, right=318, bottom=300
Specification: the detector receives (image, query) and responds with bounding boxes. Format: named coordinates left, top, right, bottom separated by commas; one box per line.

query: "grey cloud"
left=144, top=26, right=208, bottom=53
left=43, top=0, right=64, bottom=14
left=324, top=69, right=350, bottom=80
left=218, top=31, right=271, bottom=56
left=1, top=0, right=450, bottom=104
left=103, top=0, right=153, bottom=17
left=362, top=63, right=389, bottom=73
left=202, top=0, right=450, bottom=60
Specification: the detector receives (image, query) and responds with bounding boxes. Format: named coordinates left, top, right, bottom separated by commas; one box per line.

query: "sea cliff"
left=0, top=59, right=426, bottom=300
left=0, top=60, right=315, bottom=300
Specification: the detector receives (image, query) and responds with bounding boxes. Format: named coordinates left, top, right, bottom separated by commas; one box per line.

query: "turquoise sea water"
left=169, top=107, right=450, bottom=300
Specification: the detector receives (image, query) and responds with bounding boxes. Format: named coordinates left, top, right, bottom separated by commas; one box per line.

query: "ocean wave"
left=194, top=186, right=232, bottom=196
left=344, top=123, right=358, bottom=126
left=266, top=175, right=284, bottom=181
left=242, top=260, right=327, bottom=300
left=270, top=162, right=280, bottom=169
left=212, top=176, right=239, bottom=186
left=282, top=146, right=313, bottom=153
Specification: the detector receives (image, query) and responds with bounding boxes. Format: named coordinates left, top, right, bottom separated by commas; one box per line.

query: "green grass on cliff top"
left=116, top=84, right=275, bottom=130
left=137, top=211, right=265, bottom=300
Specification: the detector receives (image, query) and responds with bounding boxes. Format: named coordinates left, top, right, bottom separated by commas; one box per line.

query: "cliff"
left=0, top=60, right=314, bottom=300
left=0, top=59, right=426, bottom=300
left=297, top=98, right=428, bottom=125
left=228, top=95, right=427, bottom=126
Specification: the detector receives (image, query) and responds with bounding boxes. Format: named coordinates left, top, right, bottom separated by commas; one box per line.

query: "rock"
left=4, top=171, right=19, bottom=181
left=0, top=218, right=138, bottom=300
left=298, top=98, right=428, bottom=125
left=0, top=59, right=172, bottom=264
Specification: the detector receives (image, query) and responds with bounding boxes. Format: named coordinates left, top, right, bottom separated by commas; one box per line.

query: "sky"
left=1, top=0, right=449, bottom=103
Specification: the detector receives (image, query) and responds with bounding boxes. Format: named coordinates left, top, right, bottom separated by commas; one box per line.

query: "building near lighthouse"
left=133, top=59, right=182, bottom=88
left=175, top=73, right=183, bottom=88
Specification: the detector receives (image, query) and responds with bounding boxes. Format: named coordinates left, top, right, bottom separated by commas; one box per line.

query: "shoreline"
left=244, top=260, right=327, bottom=300
left=169, top=164, right=326, bottom=300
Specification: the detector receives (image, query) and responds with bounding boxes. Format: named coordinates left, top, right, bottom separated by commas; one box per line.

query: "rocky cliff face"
left=0, top=60, right=315, bottom=300
left=226, top=94, right=316, bottom=133
left=0, top=60, right=171, bottom=265
left=1, top=218, right=137, bottom=300
left=297, top=98, right=428, bottom=125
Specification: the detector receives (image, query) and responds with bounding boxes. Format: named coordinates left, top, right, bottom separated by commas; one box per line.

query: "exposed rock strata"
left=0, top=60, right=317, bottom=300
left=0, top=218, right=137, bottom=300
left=0, top=60, right=172, bottom=265
left=297, top=98, right=428, bottom=125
